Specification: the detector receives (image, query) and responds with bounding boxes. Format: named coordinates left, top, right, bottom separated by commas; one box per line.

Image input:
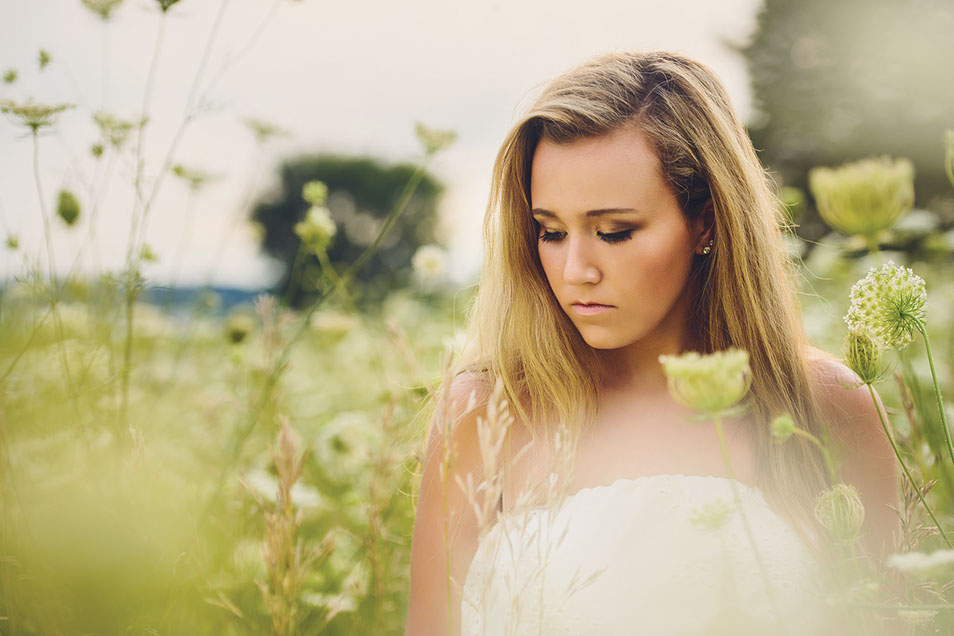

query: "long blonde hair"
left=454, top=50, right=832, bottom=545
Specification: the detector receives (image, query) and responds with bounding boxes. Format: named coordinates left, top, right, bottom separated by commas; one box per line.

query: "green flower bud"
left=302, top=181, right=329, bottom=206
left=771, top=413, right=796, bottom=444
left=842, top=329, right=884, bottom=384
left=56, top=190, right=81, bottom=227
left=2, top=69, right=17, bottom=84
left=156, top=0, right=182, bottom=13
left=658, top=349, right=751, bottom=417
left=814, top=483, right=865, bottom=545
left=139, top=244, right=158, bottom=263
left=809, top=156, right=914, bottom=246
left=5, top=235, right=18, bottom=250
left=91, top=143, right=105, bottom=158
left=38, top=50, right=51, bottom=70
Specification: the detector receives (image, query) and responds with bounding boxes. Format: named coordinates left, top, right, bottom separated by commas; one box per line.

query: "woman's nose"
left=563, top=236, right=602, bottom=285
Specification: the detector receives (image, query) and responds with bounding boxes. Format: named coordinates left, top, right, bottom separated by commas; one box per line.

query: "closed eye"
left=598, top=230, right=634, bottom=244
left=538, top=229, right=635, bottom=244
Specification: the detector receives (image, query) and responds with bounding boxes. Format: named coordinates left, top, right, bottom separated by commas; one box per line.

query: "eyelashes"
left=538, top=229, right=635, bottom=244
left=599, top=230, right=634, bottom=244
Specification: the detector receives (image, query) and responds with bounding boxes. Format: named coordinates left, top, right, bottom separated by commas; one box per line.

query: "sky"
left=0, top=0, right=762, bottom=290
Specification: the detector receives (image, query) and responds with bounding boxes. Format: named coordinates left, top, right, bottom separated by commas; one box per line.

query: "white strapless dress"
left=461, top=474, right=837, bottom=636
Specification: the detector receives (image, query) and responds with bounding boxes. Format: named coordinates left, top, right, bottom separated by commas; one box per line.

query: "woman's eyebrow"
left=531, top=207, right=642, bottom=219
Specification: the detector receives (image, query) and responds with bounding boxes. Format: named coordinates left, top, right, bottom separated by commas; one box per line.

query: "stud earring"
left=702, top=238, right=713, bottom=255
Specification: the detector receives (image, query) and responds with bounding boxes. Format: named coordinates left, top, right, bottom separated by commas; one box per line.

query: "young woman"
left=407, top=51, right=899, bottom=635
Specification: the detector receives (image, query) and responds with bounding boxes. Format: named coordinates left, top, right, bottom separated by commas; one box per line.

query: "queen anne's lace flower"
left=0, top=98, right=73, bottom=133
left=844, top=260, right=926, bottom=350
left=412, top=244, right=447, bottom=282
left=295, top=206, right=337, bottom=253
left=808, top=156, right=914, bottom=241
left=897, top=608, right=939, bottom=625
left=81, top=0, right=124, bottom=20
left=887, top=549, right=954, bottom=581
left=688, top=498, right=735, bottom=531
left=302, top=181, right=328, bottom=207
left=415, top=123, right=457, bottom=156
left=172, top=164, right=216, bottom=192
left=244, top=117, right=288, bottom=143
left=93, top=111, right=138, bottom=149
left=658, top=349, right=751, bottom=416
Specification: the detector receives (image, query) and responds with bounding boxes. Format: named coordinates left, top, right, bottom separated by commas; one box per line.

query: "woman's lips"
left=572, top=303, right=614, bottom=316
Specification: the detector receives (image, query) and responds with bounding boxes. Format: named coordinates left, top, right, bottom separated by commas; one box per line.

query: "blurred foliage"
left=741, top=0, right=954, bottom=246
left=252, top=156, right=443, bottom=309
left=0, top=283, right=470, bottom=634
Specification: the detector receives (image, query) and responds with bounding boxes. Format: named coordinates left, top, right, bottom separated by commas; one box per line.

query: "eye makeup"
left=537, top=229, right=635, bottom=244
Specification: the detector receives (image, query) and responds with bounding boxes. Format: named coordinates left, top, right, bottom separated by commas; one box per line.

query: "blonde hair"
left=453, top=51, right=832, bottom=547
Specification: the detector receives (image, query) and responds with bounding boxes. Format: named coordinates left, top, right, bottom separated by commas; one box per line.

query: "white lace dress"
left=461, top=474, right=837, bottom=636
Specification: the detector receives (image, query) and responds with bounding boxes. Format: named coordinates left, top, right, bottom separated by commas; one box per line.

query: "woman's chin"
left=578, top=330, right=630, bottom=351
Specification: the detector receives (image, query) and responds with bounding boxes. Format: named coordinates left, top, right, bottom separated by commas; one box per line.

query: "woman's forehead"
left=529, top=128, right=667, bottom=217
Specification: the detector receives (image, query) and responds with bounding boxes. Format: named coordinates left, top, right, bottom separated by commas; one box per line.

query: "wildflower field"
left=3, top=1, right=954, bottom=634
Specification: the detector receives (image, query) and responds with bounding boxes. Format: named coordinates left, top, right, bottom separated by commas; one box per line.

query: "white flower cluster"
left=887, top=549, right=954, bottom=581
left=412, top=244, right=447, bottom=283
left=295, top=205, right=337, bottom=253
left=844, top=260, right=927, bottom=350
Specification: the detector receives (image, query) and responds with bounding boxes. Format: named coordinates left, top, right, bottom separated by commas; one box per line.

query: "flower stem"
left=913, top=319, right=954, bottom=468
left=713, top=416, right=788, bottom=634
left=866, top=383, right=952, bottom=549
left=202, top=161, right=432, bottom=515
left=316, top=247, right=355, bottom=312
left=32, top=132, right=80, bottom=418
left=281, top=242, right=307, bottom=308
left=792, top=428, right=839, bottom=483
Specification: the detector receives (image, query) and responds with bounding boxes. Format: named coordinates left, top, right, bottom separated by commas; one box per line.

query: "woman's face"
left=530, top=126, right=708, bottom=352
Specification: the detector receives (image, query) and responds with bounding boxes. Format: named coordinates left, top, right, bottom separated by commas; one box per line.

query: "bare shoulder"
left=809, top=355, right=887, bottom=447
left=444, top=369, right=494, bottom=423
left=808, top=355, right=901, bottom=557
left=407, top=369, right=496, bottom=635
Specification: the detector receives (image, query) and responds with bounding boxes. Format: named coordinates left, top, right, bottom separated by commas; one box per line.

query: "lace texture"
left=461, top=474, right=835, bottom=636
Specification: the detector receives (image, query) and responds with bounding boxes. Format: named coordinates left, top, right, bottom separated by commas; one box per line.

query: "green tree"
left=741, top=0, right=954, bottom=242
left=253, top=155, right=443, bottom=308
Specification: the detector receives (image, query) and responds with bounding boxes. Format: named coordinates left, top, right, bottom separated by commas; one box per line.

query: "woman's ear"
left=693, top=199, right=715, bottom=255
